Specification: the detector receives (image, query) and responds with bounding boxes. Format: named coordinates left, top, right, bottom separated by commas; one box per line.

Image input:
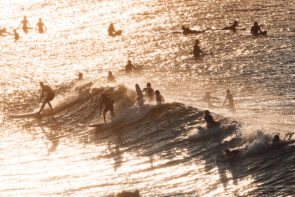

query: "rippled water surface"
left=0, top=0, right=295, bottom=196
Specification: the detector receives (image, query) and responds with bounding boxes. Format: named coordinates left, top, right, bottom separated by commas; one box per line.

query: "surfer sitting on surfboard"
left=38, top=82, right=55, bottom=114
left=193, top=39, right=205, bottom=59
left=251, top=22, right=267, bottom=36
left=99, top=94, right=115, bottom=124
left=204, top=110, right=220, bottom=128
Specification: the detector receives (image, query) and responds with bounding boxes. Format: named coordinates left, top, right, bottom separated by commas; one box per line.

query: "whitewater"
left=0, top=0, right=294, bottom=196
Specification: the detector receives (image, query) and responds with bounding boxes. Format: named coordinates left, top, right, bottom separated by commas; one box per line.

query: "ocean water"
left=0, top=0, right=295, bottom=196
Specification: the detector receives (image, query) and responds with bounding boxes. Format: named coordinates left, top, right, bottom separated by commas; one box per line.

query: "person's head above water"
left=127, top=60, right=131, bottom=64
left=108, top=71, right=112, bottom=75
left=274, top=135, right=280, bottom=141
left=40, top=82, right=44, bottom=87
left=155, top=90, right=160, bottom=95
left=146, top=82, right=151, bottom=88
left=195, top=39, right=200, bottom=45
left=39, top=18, right=42, bottom=22
left=204, top=110, right=210, bottom=115
left=254, top=21, right=258, bottom=26
left=226, top=89, right=231, bottom=94
left=78, top=72, right=83, bottom=79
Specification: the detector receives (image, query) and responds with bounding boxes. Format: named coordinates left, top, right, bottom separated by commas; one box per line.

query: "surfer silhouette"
left=155, top=90, right=165, bottom=104
left=125, top=60, right=135, bottom=73
left=135, top=84, right=144, bottom=107
left=13, top=29, right=20, bottom=42
left=78, top=72, right=83, bottom=80
left=107, top=71, right=116, bottom=82
left=99, top=94, right=115, bottom=124
left=108, top=23, right=122, bottom=37
left=251, top=22, right=267, bottom=36
left=36, top=18, right=47, bottom=34
left=142, top=82, right=155, bottom=101
left=193, top=39, right=204, bottom=59
left=19, top=16, right=31, bottom=34
left=223, top=89, right=235, bottom=113
left=38, top=82, right=55, bottom=114
left=204, top=110, right=220, bottom=128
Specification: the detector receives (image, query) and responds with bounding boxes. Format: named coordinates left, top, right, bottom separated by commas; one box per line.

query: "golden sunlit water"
left=1, top=0, right=295, bottom=196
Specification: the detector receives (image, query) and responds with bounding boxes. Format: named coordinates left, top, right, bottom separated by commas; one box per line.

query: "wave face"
left=0, top=0, right=295, bottom=196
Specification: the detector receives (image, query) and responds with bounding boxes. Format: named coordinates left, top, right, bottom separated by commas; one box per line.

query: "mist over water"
left=0, top=0, right=295, bottom=196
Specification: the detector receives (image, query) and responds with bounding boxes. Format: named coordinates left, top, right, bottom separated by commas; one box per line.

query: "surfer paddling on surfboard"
left=38, top=82, right=55, bottom=114
left=99, top=94, right=115, bottom=124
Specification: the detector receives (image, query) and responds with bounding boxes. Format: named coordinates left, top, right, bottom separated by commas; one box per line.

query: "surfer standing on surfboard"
left=38, top=82, right=55, bottom=114
left=99, top=94, right=115, bottom=124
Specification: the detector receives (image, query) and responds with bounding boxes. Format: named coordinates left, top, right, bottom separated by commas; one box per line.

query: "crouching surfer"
left=204, top=110, right=220, bottom=128
left=99, top=93, right=115, bottom=124
left=38, top=82, right=55, bottom=114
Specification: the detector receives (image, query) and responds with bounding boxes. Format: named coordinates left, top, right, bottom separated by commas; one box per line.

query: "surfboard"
left=8, top=112, right=41, bottom=118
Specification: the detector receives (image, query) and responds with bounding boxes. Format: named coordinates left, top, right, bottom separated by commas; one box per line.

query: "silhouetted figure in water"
left=193, top=39, right=204, bottom=59
left=125, top=60, right=135, bottom=73
left=272, top=135, right=281, bottom=146
left=99, top=94, right=115, bottom=124
left=142, top=82, right=155, bottom=101
left=38, top=82, right=55, bottom=114
left=222, top=21, right=239, bottom=32
left=13, top=29, right=19, bottom=42
left=19, top=16, right=31, bottom=34
left=108, top=23, right=122, bottom=37
left=135, top=84, right=144, bottom=107
left=203, top=92, right=213, bottom=108
left=107, top=71, right=116, bottom=82
left=117, top=189, right=140, bottom=197
left=251, top=22, right=267, bottom=36
left=78, top=72, right=83, bottom=80
left=204, top=110, right=220, bottom=128
left=155, top=90, right=165, bottom=104
left=182, top=26, right=202, bottom=35
left=223, top=148, right=240, bottom=159
left=223, top=89, right=235, bottom=113
left=36, top=18, right=47, bottom=34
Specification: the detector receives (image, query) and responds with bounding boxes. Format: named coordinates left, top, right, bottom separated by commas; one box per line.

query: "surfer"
left=35, top=18, right=47, bottom=34
left=125, top=60, right=135, bottom=73
left=204, top=110, right=220, bottom=128
left=78, top=72, right=83, bottom=80
left=107, top=71, right=116, bottom=82
left=19, top=16, right=31, bottom=34
left=203, top=92, right=213, bottom=108
left=272, top=135, right=281, bottom=146
left=222, top=21, right=239, bottom=32
left=38, top=82, right=55, bottom=114
left=99, top=94, right=115, bottom=124
left=108, top=23, right=122, bottom=37
left=193, top=39, right=205, bottom=59
left=251, top=22, right=267, bottom=36
left=182, top=26, right=202, bottom=35
left=223, top=89, right=235, bottom=113
left=142, top=82, right=155, bottom=101
left=135, top=84, right=144, bottom=107
left=155, top=90, right=165, bottom=104
left=13, top=29, right=20, bottom=42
